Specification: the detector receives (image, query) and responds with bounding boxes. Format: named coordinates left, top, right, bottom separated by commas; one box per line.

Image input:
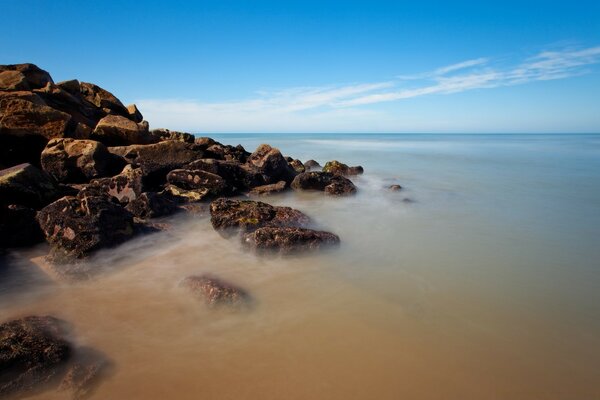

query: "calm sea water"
left=2, top=133, right=599, bottom=399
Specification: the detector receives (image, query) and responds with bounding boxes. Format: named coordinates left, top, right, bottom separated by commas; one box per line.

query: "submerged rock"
left=181, top=275, right=250, bottom=307
left=388, top=184, right=402, bottom=191
left=125, top=191, right=179, bottom=219
left=322, top=160, right=363, bottom=176
left=290, top=171, right=356, bottom=196
left=209, top=198, right=310, bottom=237
left=0, top=316, right=71, bottom=398
left=242, top=226, right=340, bottom=254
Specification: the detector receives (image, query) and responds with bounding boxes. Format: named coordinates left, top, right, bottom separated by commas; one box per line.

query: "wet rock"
left=36, top=192, right=135, bottom=263
left=187, top=159, right=262, bottom=192
left=152, top=128, right=195, bottom=143
left=209, top=198, right=310, bottom=237
left=322, top=160, right=364, bottom=176
left=247, top=144, right=296, bottom=184
left=0, top=204, right=44, bottom=248
left=79, top=82, right=129, bottom=118
left=0, top=63, right=54, bottom=90
left=290, top=171, right=357, bottom=196
left=181, top=275, right=250, bottom=307
left=41, top=138, right=126, bottom=183
left=0, top=163, right=60, bottom=208
left=125, top=191, right=179, bottom=219
left=288, top=159, right=306, bottom=173
left=126, top=104, right=143, bottom=123
left=92, top=115, right=155, bottom=146
left=303, top=159, right=321, bottom=170
left=89, top=165, right=143, bottom=204
left=0, top=316, right=71, bottom=398
left=108, top=141, right=204, bottom=188
left=242, top=227, right=340, bottom=254
left=166, top=169, right=228, bottom=196
left=388, top=184, right=402, bottom=191
left=248, top=180, right=287, bottom=196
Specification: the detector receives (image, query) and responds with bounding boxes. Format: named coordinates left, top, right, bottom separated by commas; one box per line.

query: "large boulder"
left=322, top=160, right=364, bottom=176
left=187, top=159, right=262, bottom=192
left=0, top=70, right=30, bottom=91
left=209, top=198, right=310, bottom=237
left=0, top=63, right=54, bottom=90
left=79, top=82, right=129, bottom=118
left=0, top=204, right=44, bottom=248
left=152, top=128, right=195, bottom=143
left=290, top=171, right=357, bottom=196
left=88, top=165, right=143, bottom=204
left=166, top=169, right=228, bottom=196
left=0, top=98, right=72, bottom=166
left=247, top=144, right=296, bottom=184
left=0, top=316, right=71, bottom=398
left=109, top=141, right=204, bottom=188
left=0, top=163, right=60, bottom=208
left=36, top=191, right=135, bottom=262
left=242, top=227, right=340, bottom=254
left=41, top=138, right=126, bottom=183
left=92, top=115, right=156, bottom=146
left=181, top=275, right=250, bottom=307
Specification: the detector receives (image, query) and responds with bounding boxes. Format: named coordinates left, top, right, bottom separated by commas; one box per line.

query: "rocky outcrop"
left=322, top=160, right=364, bottom=176
left=247, top=144, right=296, bottom=184
left=0, top=163, right=60, bottom=208
left=181, top=275, right=250, bottom=307
left=290, top=171, right=357, bottom=196
left=79, top=82, right=129, bottom=118
left=0, top=204, right=44, bottom=248
left=152, top=128, right=195, bottom=143
left=248, top=180, right=287, bottom=196
left=209, top=198, right=310, bottom=237
left=0, top=64, right=53, bottom=91
left=92, top=115, right=155, bottom=146
left=41, top=138, right=126, bottom=183
left=242, top=227, right=340, bottom=254
left=0, top=316, right=71, bottom=398
left=36, top=191, right=135, bottom=262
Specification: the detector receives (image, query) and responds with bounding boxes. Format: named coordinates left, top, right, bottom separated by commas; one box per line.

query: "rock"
left=152, top=128, right=195, bottom=143
left=108, top=141, right=204, bottom=188
left=290, top=171, right=357, bottom=196
left=0, top=90, right=46, bottom=105
left=248, top=180, right=287, bottom=196
left=0, top=163, right=60, bottom=208
left=209, top=198, right=310, bottom=237
left=181, top=275, right=250, bottom=307
left=92, top=115, right=155, bottom=146
left=126, top=104, right=143, bottom=123
left=41, top=138, right=126, bottom=183
left=0, top=316, right=71, bottom=398
left=194, top=137, right=217, bottom=148
left=0, top=204, right=44, bottom=248
left=79, top=82, right=129, bottom=118
left=166, top=169, right=228, bottom=196
left=89, top=165, right=143, bottom=204
left=247, top=144, right=296, bottom=184
left=303, top=159, right=321, bottom=170
left=59, top=360, right=103, bottom=400
left=36, top=192, right=135, bottom=262
left=242, top=227, right=340, bottom=254
left=0, top=70, right=30, bottom=91
left=56, top=79, right=81, bottom=95
left=187, top=159, right=262, bottom=192
left=0, top=63, right=54, bottom=90
left=164, top=184, right=210, bottom=203
left=205, top=143, right=250, bottom=163
left=125, top=191, right=179, bottom=219
left=288, top=159, right=306, bottom=173
left=322, top=160, right=364, bottom=176
left=0, top=98, right=72, bottom=166
left=388, top=184, right=402, bottom=191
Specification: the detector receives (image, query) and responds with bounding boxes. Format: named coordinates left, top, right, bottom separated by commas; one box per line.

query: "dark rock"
left=125, top=191, right=179, bottom=219
left=0, top=63, right=54, bottom=90
left=242, top=227, right=340, bottom=254
left=92, top=115, right=155, bottom=146
left=56, top=79, right=81, bottom=95
left=205, top=143, right=250, bottom=163
left=288, top=159, right=306, bottom=173
left=88, top=165, right=143, bottom=204
left=0, top=204, right=44, bottom=248
left=322, top=160, right=364, bottom=176
left=303, top=159, right=321, bottom=170
left=209, top=198, right=310, bottom=237
left=41, top=138, right=126, bottom=183
left=108, top=141, right=204, bottom=188
left=0, top=316, right=71, bottom=398
left=126, top=104, right=143, bottom=123
left=187, top=159, right=262, bottom=192
left=164, top=184, right=210, bottom=203
left=388, top=184, right=402, bottom=191
left=247, top=144, right=296, bottom=184
left=36, top=192, right=135, bottom=262
left=0, top=163, right=60, bottom=208
left=0, top=70, right=30, bottom=91
left=290, top=171, right=357, bottom=196
left=248, top=180, right=287, bottom=196
left=152, top=128, right=195, bottom=143
left=166, top=169, right=227, bottom=196
left=194, top=137, right=217, bottom=148
left=79, top=82, right=129, bottom=118
left=0, top=90, right=46, bottom=106
left=181, top=275, right=250, bottom=307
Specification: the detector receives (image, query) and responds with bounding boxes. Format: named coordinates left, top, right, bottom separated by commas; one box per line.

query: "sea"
left=2, top=133, right=599, bottom=399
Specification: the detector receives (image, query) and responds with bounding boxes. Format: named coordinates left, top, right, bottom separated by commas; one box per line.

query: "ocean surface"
left=2, top=133, right=600, bottom=399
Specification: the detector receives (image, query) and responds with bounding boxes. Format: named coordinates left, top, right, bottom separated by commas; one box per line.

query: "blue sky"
left=2, top=0, right=600, bottom=133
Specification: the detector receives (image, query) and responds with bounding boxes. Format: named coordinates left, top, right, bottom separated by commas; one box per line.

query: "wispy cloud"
left=137, top=45, right=600, bottom=132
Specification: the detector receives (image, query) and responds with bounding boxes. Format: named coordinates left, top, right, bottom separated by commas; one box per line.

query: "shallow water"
left=2, top=133, right=600, bottom=399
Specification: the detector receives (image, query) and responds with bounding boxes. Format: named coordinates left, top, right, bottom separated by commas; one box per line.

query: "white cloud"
left=137, top=45, right=600, bottom=132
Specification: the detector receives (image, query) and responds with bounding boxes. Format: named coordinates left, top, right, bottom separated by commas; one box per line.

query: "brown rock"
left=167, top=169, right=228, bottom=196
left=205, top=143, right=250, bottom=163
left=79, top=81, right=128, bottom=117
left=187, top=158, right=262, bottom=192
left=92, top=115, right=155, bottom=146
left=247, top=144, right=296, bottom=183
left=0, top=63, right=54, bottom=89
left=248, top=180, right=287, bottom=196
left=322, top=160, right=364, bottom=176
left=288, top=159, right=306, bottom=173
left=290, top=171, right=357, bottom=196
left=125, top=191, right=179, bottom=219
left=242, top=226, right=340, bottom=254
left=303, top=159, right=321, bottom=170
left=164, top=184, right=210, bottom=203
left=0, top=70, right=30, bottom=91
left=181, top=275, right=250, bottom=307
left=89, top=165, right=143, bottom=204
left=126, top=104, right=143, bottom=123
left=152, top=128, right=195, bottom=143
left=0, top=163, right=60, bottom=208
left=388, top=184, right=402, bottom=191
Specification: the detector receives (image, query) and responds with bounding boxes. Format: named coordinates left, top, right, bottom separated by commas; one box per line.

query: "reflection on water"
left=2, top=134, right=600, bottom=399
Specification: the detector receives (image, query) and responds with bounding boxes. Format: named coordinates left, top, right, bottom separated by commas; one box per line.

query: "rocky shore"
left=0, top=63, right=375, bottom=398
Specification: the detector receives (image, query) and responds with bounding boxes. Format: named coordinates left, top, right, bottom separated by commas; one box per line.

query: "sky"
left=2, top=0, right=600, bottom=133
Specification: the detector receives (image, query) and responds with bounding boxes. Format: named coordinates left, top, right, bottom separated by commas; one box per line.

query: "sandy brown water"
left=1, top=134, right=600, bottom=399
